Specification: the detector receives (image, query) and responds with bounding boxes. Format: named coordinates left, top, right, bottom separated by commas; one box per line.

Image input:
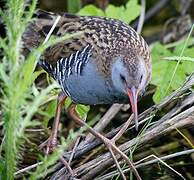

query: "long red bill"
left=127, top=87, right=138, bottom=131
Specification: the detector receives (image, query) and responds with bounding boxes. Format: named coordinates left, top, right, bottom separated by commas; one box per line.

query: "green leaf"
left=181, top=47, right=194, bottom=74
left=0, top=158, right=5, bottom=180
left=151, top=42, right=172, bottom=86
left=67, top=0, right=81, bottom=13
left=151, top=41, right=194, bottom=103
left=152, top=61, right=175, bottom=103
left=42, top=100, right=57, bottom=127
left=78, top=5, right=105, bottom=16
left=78, top=0, right=140, bottom=24
left=75, top=104, right=90, bottom=119
left=182, top=61, right=194, bottom=75
left=105, top=0, right=140, bottom=23
left=105, top=5, right=126, bottom=20
left=124, top=0, right=141, bottom=23
left=64, top=97, right=73, bottom=108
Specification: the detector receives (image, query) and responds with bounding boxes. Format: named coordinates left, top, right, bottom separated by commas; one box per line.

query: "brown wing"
left=22, top=9, right=151, bottom=77
left=22, top=10, right=84, bottom=65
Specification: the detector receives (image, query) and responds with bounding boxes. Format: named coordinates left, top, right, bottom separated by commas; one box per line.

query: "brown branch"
left=75, top=106, right=194, bottom=179
left=84, top=104, right=123, bottom=142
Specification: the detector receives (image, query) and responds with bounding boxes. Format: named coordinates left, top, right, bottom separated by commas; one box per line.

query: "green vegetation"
left=0, top=0, right=84, bottom=179
left=151, top=31, right=194, bottom=103
left=0, top=0, right=193, bottom=179
left=78, top=0, right=141, bottom=24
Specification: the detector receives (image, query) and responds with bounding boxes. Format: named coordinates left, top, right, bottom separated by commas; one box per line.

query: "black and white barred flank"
left=39, top=44, right=92, bottom=84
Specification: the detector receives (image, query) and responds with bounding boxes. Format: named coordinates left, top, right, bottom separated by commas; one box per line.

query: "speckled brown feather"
left=22, top=9, right=151, bottom=81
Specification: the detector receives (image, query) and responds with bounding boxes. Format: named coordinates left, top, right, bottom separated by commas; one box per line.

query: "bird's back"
left=23, top=10, right=150, bottom=77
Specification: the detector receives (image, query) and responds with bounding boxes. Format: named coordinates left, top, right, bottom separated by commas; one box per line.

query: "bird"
left=22, top=9, right=151, bottom=180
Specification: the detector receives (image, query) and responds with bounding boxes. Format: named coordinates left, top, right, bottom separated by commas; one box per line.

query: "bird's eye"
left=120, top=74, right=126, bottom=83
left=140, top=75, right=143, bottom=83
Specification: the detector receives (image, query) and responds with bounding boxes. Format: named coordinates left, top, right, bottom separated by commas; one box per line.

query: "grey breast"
left=39, top=45, right=128, bottom=105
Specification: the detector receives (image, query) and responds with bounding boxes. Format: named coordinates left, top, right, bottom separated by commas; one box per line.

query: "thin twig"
left=43, top=15, right=61, bottom=44
left=15, top=162, right=43, bottom=176
left=132, top=0, right=170, bottom=28
left=85, top=104, right=123, bottom=141
left=109, top=148, right=126, bottom=180
left=137, top=0, right=146, bottom=34
left=98, top=149, right=194, bottom=180
left=60, top=157, right=74, bottom=176
left=136, top=154, right=185, bottom=180
left=113, top=114, right=134, bottom=141
left=68, top=136, right=81, bottom=165
left=136, top=149, right=194, bottom=168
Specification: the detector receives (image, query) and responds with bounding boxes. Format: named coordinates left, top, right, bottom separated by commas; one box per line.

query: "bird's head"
left=111, top=53, right=150, bottom=130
